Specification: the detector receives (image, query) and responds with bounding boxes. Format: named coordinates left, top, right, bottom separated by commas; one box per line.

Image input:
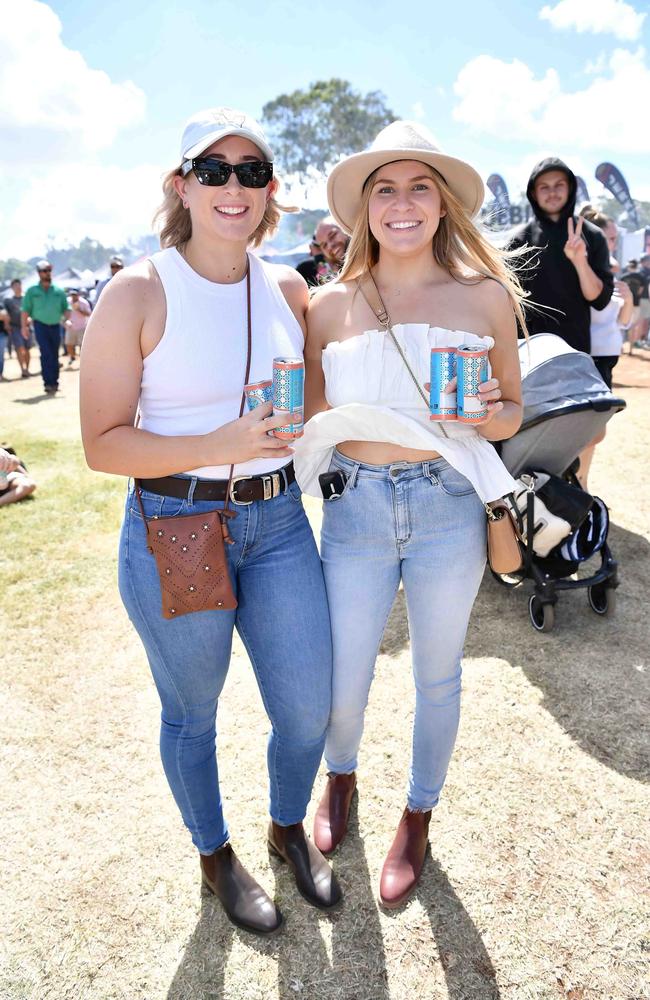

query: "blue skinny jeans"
left=118, top=476, right=332, bottom=854
left=320, top=451, right=486, bottom=812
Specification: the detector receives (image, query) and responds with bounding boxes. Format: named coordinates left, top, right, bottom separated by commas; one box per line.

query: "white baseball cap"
left=180, top=107, right=274, bottom=164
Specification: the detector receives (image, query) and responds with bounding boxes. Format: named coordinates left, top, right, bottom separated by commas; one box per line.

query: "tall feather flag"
left=487, top=174, right=510, bottom=225
left=575, top=176, right=590, bottom=206
left=595, top=163, right=639, bottom=228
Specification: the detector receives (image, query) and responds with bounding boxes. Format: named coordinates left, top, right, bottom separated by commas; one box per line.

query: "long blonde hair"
left=338, top=163, right=530, bottom=335
left=153, top=165, right=295, bottom=250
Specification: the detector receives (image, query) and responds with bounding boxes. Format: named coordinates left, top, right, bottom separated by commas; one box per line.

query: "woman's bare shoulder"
left=94, top=259, right=163, bottom=315
left=306, top=280, right=357, bottom=341
left=308, top=278, right=356, bottom=315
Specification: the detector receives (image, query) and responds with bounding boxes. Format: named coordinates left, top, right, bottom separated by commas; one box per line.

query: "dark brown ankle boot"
left=268, top=821, right=342, bottom=910
left=313, top=772, right=357, bottom=855
left=379, top=808, right=431, bottom=909
left=201, top=842, right=283, bottom=935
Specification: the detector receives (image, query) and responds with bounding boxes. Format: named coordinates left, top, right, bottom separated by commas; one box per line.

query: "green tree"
left=595, top=194, right=650, bottom=230
left=262, top=79, right=395, bottom=179
left=0, top=258, right=31, bottom=283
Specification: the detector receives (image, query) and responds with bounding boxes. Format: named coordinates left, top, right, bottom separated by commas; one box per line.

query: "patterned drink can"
left=429, top=348, right=457, bottom=420
left=272, top=357, right=304, bottom=439
left=457, top=345, right=488, bottom=423
left=244, top=379, right=273, bottom=411
left=273, top=409, right=304, bottom=440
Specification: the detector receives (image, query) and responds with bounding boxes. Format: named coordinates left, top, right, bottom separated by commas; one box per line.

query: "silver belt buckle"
left=230, top=476, right=253, bottom=506
left=261, top=473, right=282, bottom=500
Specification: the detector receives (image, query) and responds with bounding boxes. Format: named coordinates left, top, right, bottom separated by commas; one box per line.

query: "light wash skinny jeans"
left=320, top=451, right=486, bottom=812
left=118, top=475, right=332, bottom=854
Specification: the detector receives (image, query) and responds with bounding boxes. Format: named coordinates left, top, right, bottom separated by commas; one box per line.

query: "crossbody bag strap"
left=357, top=272, right=430, bottom=409
left=220, top=263, right=253, bottom=542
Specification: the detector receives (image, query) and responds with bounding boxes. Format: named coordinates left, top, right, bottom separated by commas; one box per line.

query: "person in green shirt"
left=22, top=260, right=70, bottom=395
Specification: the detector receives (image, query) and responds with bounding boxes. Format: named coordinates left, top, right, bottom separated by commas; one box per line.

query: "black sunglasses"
left=181, top=157, right=273, bottom=189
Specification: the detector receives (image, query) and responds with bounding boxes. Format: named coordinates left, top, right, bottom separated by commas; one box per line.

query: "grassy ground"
left=1, top=351, right=649, bottom=1000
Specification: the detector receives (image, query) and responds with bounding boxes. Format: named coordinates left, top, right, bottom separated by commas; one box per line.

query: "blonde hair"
left=153, top=165, right=295, bottom=250
left=338, top=164, right=530, bottom=335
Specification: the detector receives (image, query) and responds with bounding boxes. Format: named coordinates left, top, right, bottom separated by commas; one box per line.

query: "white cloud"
left=0, top=0, right=146, bottom=161
left=453, top=47, right=650, bottom=154
left=584, top=51, right=609, bottom=74
left=411, top=101, right=426, bottom=121
left=540, top=0, right=646, bottom=42
left=0, top=1, right=152, bottom=256
left=0, top=162, right=164, bottom=259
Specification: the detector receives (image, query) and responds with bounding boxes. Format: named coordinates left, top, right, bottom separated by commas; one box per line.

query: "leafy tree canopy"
left=0, top=258, right=31, bottom=283
left=262, top=79, right=395, bottom=178
left=595, top=194, right=650, bottom=230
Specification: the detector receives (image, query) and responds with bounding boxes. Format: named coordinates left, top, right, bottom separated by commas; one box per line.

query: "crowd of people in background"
left=1, top=188, right=648, bottom=404
left=0, top=254, right=124, bottom=390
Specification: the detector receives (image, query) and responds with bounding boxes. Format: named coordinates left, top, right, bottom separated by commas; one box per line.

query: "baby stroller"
left=495, top=333, right=626, bottom=632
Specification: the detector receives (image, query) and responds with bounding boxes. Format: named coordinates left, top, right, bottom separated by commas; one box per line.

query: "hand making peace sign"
left=563, top=216, right=588, bottom=266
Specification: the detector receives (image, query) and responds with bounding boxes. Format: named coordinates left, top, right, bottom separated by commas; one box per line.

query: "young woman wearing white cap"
left=294, top=120, right=527, bottom=908
left=80, top=108, right=338, bottom=936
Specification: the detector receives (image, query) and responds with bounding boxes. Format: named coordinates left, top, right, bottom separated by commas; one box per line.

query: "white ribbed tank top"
left=140, top=248, right=304, bottom=479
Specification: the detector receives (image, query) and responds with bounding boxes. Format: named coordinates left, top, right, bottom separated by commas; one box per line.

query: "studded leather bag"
left=134, top=265, right=253, bottom=619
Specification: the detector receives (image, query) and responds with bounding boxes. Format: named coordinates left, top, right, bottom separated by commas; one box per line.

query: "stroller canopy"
left=500, top=333, right=626, bottom=477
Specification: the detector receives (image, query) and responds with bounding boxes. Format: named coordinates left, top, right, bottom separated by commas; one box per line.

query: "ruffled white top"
left=292, top=324, right=518, bottom=504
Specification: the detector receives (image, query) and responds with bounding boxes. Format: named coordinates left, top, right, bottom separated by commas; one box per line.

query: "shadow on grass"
left=166, top=889, right=234, bottom=1000
left=13, top=393, right=55, bottom=404
left=464, top=521, right=650, bottom=783
left=272, top=798, right=390, bottom=1000
left=411, top=856, right=501, bottom=1000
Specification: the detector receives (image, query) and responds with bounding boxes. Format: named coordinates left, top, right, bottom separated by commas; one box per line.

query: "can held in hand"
left=429, top=347, right=457, bottom=420
left=273, top=409, right=304, bottom=440
left=457, top=345, right=488, bottom=423
left=272, top=357, right=304, bottom=439
left=244, top=379, right=273, bottom=411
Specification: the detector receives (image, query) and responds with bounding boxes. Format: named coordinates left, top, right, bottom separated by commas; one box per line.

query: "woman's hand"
left=206, top=402, right=296, bottom=464
left=615, top=279, right=632, bottom=304
left=425, top=376, right=504, bottom=425
left=475, top=377, right=504, bottom=425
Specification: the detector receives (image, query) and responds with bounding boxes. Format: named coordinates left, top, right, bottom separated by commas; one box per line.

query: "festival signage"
left=486, top=174, right=510, bottom=226
left=595, top=163, right=639, bottom=228
left=575, top=176, right=590, bottom=206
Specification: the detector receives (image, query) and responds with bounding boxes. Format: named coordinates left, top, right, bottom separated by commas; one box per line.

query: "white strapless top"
left=292, top=324, right=518, bottom=504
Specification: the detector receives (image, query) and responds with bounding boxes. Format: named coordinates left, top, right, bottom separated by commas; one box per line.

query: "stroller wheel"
left=588, top=583, right=616, bottom=616
left=528, top=595, right=555, bottom=633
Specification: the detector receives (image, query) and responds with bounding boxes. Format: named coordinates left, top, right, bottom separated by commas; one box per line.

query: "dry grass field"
left=1, top=350, right=648, bottom=1000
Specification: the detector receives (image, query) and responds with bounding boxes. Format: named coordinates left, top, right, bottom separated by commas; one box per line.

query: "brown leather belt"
left=139, top=463, right=295, bottom=506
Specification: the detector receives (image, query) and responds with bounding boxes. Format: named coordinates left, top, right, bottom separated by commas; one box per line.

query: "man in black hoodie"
left=509, top=158, right=613, bottom=353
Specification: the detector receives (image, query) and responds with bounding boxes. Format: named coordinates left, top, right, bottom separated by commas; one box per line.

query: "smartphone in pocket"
left=318, top=469, right=348, bottom=500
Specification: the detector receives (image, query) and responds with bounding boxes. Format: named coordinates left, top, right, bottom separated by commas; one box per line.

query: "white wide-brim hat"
left=327, top=120, right=485, bottom=234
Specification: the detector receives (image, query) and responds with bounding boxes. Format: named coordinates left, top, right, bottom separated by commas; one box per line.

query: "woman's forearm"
left=83, top=425, right=214, bottom=477
left=477, top=401, right=522, bottom=442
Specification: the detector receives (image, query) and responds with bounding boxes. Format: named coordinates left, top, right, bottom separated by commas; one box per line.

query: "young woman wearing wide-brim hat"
left=80, top=107, right=339, bottom=936
left=294, top=120, right=527, bottom=908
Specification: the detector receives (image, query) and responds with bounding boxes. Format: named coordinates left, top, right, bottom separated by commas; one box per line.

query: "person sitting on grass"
left=0, top=445, right=36, bottom=507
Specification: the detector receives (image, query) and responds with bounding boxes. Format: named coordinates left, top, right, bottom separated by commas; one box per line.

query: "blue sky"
left=1, top=0, right=649, bottom=256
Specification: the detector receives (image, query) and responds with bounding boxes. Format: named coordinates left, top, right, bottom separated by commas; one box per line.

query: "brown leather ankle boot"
left=313, top=772, right=357, bottom=855
left=268, top=821, right=342, bottom=909
left=379, top=808, right=431, bottom=909
left=201, top=842, right=283, bottom=936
